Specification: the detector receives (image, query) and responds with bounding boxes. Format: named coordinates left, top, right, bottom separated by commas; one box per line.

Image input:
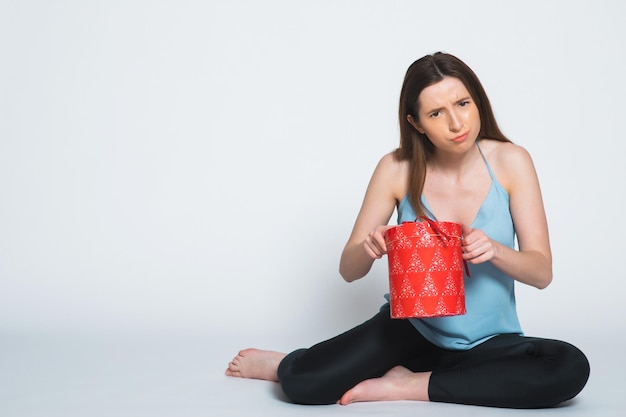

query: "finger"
left=369, top=232, right=387, bottom=254
left=464, top=244, right=494, bottom=263
left=375, top=237, right=388, bottom=254
left=462, top=242, right=482, bottom=260
left=467, top=253, right=489, bottom=264
left=364, top=243, right=382, bottom=259
left=462, top=239, right=477, bottom=254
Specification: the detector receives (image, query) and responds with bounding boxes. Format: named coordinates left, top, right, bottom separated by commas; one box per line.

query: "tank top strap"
left=476, top=141, right=496, bottom=181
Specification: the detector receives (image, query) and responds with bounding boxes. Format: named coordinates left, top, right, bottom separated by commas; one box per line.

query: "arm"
left=462, top=144, right=552, bottom=289
left=339, top=153, right=407, bottom=282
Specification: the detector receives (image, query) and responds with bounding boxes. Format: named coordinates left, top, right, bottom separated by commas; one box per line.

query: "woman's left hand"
left=462, top=226, right=497, bottom=264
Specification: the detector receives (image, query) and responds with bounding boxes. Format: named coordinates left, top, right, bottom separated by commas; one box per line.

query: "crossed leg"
left=226, top=308, right=439, bottom=405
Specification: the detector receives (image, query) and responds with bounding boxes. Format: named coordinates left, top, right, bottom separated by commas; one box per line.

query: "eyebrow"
left=423, top=96, right=471, bottom=114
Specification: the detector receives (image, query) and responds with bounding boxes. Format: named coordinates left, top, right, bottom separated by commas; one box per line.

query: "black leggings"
left=277, top=306, right=590, bottom=408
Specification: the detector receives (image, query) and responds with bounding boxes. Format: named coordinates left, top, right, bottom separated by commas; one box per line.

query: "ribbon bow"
left=416, top=216, right=471, bottom=278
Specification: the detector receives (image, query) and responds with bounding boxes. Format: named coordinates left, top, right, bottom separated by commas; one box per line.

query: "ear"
left=407, top=114, right=425, bottom=134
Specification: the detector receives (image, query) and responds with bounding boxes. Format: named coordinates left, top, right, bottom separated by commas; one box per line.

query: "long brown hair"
left=394, top=52, right=511, bottom=217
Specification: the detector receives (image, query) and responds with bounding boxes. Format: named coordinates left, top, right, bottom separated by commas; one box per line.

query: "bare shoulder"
left=372, top=151, right=410, bottom=199
left=480, top=140, right=537, bottom=191
left=377, top=151, right=409, bottom=174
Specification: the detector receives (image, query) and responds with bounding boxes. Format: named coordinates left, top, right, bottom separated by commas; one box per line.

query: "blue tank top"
left=390, top=142, right=523, bottom=350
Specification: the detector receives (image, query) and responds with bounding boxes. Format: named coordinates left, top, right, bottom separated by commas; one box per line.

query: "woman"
left=225, top=52, right=590, bottom=408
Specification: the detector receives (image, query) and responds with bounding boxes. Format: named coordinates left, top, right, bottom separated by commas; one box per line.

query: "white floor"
left=1, top=327, right=623, bottom=417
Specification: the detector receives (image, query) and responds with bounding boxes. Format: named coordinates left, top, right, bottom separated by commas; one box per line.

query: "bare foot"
left=339, top=366, right=431, bottom=405
left=225, top=348, right=286, bottom=382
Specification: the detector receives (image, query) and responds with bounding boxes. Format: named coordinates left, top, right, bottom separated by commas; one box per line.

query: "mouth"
left=452, top=133, right=469, bottom=143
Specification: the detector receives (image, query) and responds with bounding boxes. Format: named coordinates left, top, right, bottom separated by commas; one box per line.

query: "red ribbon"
left=416, top=216, right=471, bottom=278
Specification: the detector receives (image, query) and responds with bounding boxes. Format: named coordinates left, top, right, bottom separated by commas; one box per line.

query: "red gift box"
left=384, top=218, right=468, bottom=319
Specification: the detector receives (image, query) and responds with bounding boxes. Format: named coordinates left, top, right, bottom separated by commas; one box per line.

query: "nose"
left=448, top=110, right=462, bottom=132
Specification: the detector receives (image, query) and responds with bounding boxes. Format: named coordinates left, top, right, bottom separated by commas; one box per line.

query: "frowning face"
left=409, top=76, right=481, bottom=154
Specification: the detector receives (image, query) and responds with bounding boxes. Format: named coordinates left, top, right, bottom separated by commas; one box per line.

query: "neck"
left=428, top=141, right=481, bottom=174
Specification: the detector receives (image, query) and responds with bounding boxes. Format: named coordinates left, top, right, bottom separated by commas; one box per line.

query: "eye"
left=429, top=111, right=441, bottom=118
left=459, top=100, right=470, bottom=107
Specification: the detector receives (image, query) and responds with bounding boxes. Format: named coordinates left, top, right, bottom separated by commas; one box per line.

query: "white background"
left=1, top=1, right=625, bottom=416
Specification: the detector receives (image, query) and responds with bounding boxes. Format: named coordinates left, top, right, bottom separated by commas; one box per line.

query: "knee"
left=542, top=341, right=590, bottom=404
left=562, top=342, right=590, bottom=396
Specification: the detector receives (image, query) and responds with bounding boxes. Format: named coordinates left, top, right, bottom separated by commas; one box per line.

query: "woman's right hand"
left=363, top=225, right=394, bottom=259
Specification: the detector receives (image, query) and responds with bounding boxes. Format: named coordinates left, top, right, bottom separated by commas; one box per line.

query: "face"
left=408, top=77, right=481, bottom=153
